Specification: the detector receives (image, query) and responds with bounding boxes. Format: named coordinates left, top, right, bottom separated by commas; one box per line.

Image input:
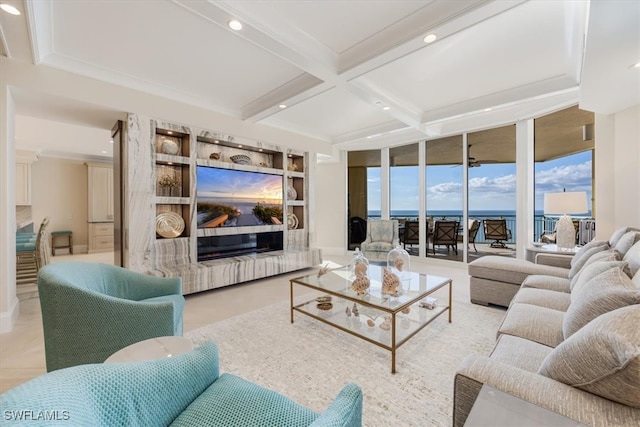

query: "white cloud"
left=535, top=161, right=592, bottom=192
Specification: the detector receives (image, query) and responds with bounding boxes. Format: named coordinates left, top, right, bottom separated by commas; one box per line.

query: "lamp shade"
left=544, top=192, right=588, bottom=215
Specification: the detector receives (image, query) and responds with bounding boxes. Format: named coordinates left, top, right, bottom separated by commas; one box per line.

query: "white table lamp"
left=544, top=191, right=588, bottom=249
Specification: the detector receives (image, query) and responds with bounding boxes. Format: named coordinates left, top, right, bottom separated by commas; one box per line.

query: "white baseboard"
left=0, top=297, right=19, bottom=334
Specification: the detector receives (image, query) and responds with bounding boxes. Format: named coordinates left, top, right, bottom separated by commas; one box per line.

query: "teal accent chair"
left=38, top=262, right=185, bottom=372
left=360, top=219, right=399, bottom=260
left=0, top=342, right=363, bottom=426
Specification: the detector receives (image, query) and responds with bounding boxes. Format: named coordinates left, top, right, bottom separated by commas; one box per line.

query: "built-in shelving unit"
left=154, top=128, right=191, bottom=239
left=119, top=114, right=320, bottom=294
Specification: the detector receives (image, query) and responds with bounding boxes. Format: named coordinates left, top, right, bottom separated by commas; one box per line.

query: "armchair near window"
left=360, top=220, right=399, bottom=259
left=38, top=262, right=185, bottom=372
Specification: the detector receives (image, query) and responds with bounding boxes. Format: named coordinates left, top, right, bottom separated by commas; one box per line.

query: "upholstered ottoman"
left=468, top=256, right=570, bottom=307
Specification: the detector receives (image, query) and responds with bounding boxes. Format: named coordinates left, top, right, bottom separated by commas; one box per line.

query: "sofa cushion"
left=511, top=288, right=571, bottom=312
left=563, top=268, right=640, bottom=338
left=521, top=275, right=571, bottom=293
left=570, top=239, right=609, bottom=268
left=170, top=373, right=318, bottom=426
left=570, top=259, right=628, bottom=292
left=468, top=256, right=569, bottom=285
left=609, top=226, right=640, bottom=247
left=539, top=305, right=640, bottom=409
left=623, top=240, right=640, bottom=278
left=568, top=245, right=609, bottom=279
left=490, top=334, right=553, bottom=373
left=497, top=303, right=565, bottom=348
left=614, top=231, right=640, bottom=259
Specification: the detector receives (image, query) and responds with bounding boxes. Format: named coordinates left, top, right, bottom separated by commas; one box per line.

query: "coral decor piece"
left=381, top=267, right=401, bottom=296
left=350, top=272, right=370, bottom=295
left=317, top=264, right=330, bottom=277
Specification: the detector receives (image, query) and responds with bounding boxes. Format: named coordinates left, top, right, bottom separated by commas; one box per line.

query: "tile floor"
left=0, top=252, right=470, bottom=393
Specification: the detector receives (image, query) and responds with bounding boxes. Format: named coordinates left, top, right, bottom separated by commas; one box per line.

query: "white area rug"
left=187, top=291, right=505, bottom=426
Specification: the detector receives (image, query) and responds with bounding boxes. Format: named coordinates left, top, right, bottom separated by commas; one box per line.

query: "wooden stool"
left=51, top=230, right=73, bottom=256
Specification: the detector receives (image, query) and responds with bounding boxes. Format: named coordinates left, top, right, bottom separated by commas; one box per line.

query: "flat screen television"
left=196, top=166, right=283, bottom=228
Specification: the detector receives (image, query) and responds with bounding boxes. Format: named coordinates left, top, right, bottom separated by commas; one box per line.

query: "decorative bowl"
left=230, top=154, right=251, bottom=165
left=156, top=212, right=185, bottom=238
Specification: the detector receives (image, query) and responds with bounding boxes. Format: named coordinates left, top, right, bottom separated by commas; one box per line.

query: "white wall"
left=31, top=158, right=92, bottom=251
left=315, top=153, right=348, bottom=255
left=594, top=105, right=640, bottom=239
left=0, top=86, right=18, bottom=333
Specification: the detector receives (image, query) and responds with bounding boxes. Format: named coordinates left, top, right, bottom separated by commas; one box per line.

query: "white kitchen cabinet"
left=87, top=162, right=114, bottom=222
left=15, top=162, right=31, bottom=206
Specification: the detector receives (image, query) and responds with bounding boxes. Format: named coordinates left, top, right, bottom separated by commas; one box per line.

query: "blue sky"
left=367, top=151, right=592, bottom=213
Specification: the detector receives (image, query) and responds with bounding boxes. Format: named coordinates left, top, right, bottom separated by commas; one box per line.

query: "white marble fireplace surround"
left=123, top=114, right=319, bottom=294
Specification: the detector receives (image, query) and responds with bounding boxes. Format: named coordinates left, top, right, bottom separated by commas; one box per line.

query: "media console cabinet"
left=115, top=115, right=321, bottom=294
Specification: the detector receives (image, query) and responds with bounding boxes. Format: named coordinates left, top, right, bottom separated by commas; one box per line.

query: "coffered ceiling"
left=1, top=0, right=638, bottom=158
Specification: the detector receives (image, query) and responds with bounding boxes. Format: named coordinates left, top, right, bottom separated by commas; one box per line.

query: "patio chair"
left=429, top=220, right=459, bottom=255
left=402, top=220, right=420, bottom=250
left=458, top=219, right=480, bottom=252
left=483, top=219, right=512, bottom=248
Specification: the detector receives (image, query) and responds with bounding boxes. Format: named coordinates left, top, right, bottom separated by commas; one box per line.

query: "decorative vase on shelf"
left=287, top=178, right=297, bottom=200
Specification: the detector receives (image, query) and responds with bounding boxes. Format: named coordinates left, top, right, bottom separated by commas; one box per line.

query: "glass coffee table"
left=290, top=264, right=452, bottom=373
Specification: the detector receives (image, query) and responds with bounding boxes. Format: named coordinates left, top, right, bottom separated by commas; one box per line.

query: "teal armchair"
left=0, top=342, right=363, bottom=427
left=38, top=262, right=184, bottom=372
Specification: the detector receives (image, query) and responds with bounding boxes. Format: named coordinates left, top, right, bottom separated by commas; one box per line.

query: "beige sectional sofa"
left=468, top=227, right=640, bottom=307
left=454, top=228, right=640, bottom=426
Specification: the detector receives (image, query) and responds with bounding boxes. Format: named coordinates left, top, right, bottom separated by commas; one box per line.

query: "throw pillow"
left=539, top=305, right=640, bottom=408
left=570, top=259, right=628, bottom=293
left=570, top=239, right=609, bottom=268
left=614, top=231, right=640, bottom=258
left=609, top=226, right=640, bottom=247
left=564, top=268, right=640, bottom=338
left=567, top=245, right=609, bottom=279
left=623, top=240, right=640, bottom=278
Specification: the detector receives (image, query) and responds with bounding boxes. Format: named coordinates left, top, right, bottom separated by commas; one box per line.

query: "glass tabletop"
left=291, top=264, right=451, bottom=311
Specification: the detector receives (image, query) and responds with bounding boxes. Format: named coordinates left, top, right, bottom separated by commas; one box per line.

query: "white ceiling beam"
left=25, top=0, right=53, bottom=64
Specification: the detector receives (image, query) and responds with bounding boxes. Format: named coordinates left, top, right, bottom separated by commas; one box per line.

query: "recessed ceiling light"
left=0, top=4, right=21, bottom=15
left=258, top=149, right=263, bottom=152
left=382, top=106, right=391, bottom=111
left=109, top=139, right=114, bottom=144
left=366, top=136, right=373, bottom=139
left=278, top=104, right=287, bottom=109
left=214, top=140, right=219, bottom=144
left=288, top=154, right=292, bottom=157
left=423, top=33, right=437, bottom=44
left=167, top=131, right=173, bottom=135
left=167, top=162, right=173, bottom=165
left=238, top=144, right=243, bottom=148
left=101, top=150, right=107, bottom=154
left=484, top=107, right=492, bottom=112
left=228, top=20, right=243, bottom=31
left=630, top=62, right=640, bottom=69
